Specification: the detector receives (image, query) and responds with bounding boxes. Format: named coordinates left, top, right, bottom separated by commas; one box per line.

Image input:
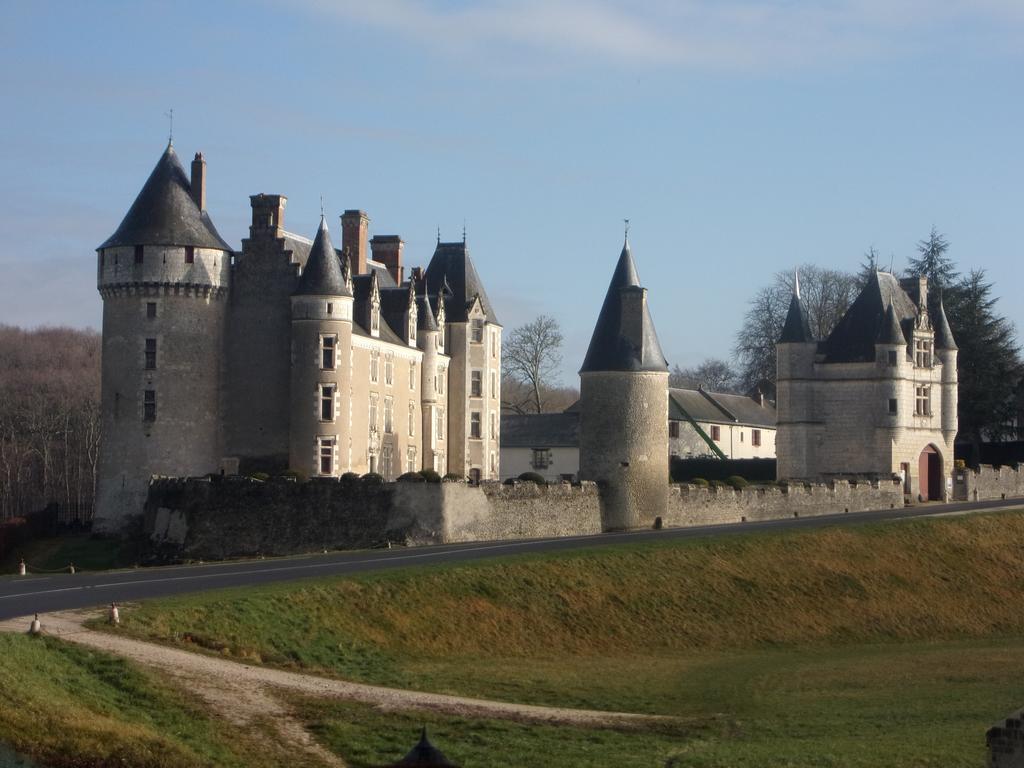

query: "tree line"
left=0, top=326, right=101, bottom=520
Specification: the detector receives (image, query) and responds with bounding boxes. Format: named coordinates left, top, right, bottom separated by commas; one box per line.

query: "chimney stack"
left=248, top=194, right=286, bottom=239
left=371, top=235, right=404, bottom=284
left=341, top=210, right=369, bottom=276
left=190, top=152, right=206, bottom=211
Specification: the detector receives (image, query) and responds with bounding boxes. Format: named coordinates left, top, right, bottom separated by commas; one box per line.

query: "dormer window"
left=915, top=339, right=932, bottom=368
left=371, top=306, right=380, bottom=335
left=471, top=318, right=484, bottom=343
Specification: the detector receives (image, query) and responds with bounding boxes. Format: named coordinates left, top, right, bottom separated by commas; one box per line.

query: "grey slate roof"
left=423, top=242, right=499, bottom=324
left=417, top=294, right=439, bottom=331
left=500, top=413, right=580, bottom=448
left=933, top=298, right=958, bottom=350
left=579, top=241, right=668, bottom=374
left=876, top=302, right=906, bottom=346
left=821, top=271, right=918, bottom=363
left=669, top=388, right=777, bottom=428
left=294, top=217, right=351, bottom=297
left=99, top=143, right=232, bottom=251
left=778, top=293, right=814, bottom=343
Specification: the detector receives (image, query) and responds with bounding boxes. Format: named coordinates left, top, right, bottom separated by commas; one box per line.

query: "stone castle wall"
left=955, top=464, right=1024, bottom=502
left=146, top=475, right=908, bottom=562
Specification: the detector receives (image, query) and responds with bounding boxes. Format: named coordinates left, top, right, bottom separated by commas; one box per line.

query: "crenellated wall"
left=954, top=464, right=1024, bottom=502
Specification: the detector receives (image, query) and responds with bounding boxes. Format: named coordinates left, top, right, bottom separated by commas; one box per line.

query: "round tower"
left=934, top=298, right=959, bottom=447
left=875, top=301, right=909, bottom=475
left=289, top=216, right=354, bottom=477
left=416, top=293, right=445, bottom=473
left=578, top=236, right=669, bottom=530
left=94, top=144, right=232, bottom=533
left=774, top=273, right=818, bottom=481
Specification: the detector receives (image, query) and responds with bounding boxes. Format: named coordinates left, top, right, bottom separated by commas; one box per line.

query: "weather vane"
left=437, top=226, right=441, bottom=245
left=165, top=108, right=174, bottom=143
left=624, top=218, right=630, bottom=241
left=320, top=194, right=325, bottom=217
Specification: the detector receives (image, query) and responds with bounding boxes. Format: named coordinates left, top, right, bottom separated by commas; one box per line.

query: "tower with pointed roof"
left=289, top=216, right=354, bottom=476
left=775, top=271, right=958, bottom=501
left=578, top=235, right=669, bottom=530
left=94, top=142, right=233, bottom=532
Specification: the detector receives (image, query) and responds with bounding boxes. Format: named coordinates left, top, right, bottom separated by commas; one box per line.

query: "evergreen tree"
left=906, top=227, right=958, bottom=289
left=947, top=269, right=1023, bottom=462
left=856, top=245, right=880, bottom=288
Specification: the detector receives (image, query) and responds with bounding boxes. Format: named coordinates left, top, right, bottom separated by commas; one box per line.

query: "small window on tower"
left=889, top=398, right=898, bottom=414
left=470, top=411, right=482, bottom=439
left=319, top=437, right=335, bottom=476
left=327, top=302, right=334, bottom=315
left=134, top=245, right=144, bottom=265
left=471, top=370, right=483, bottom=397
left=144, top=338, right=157, bottom=370
left=143, top=390, right=156, bottom=422
left=321, top=336, right=336, bottom=370
left=321, top=384, right=336, bottom=422
left=185, top=246, right=195, bottom=264
left=146, top=302, right=157, bottom=319
left=888, top=350, right=898, bottom=366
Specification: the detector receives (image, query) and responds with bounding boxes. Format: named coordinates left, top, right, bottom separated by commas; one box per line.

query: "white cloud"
left=282, top=0, right=1024, bottom=70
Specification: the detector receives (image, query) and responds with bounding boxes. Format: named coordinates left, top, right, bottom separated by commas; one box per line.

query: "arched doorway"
left=917, top=445, right=942, bottom=501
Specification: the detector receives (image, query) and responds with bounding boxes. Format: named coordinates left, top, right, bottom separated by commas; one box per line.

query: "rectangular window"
left=321, top=336, right=336, bottom=370
left=490, top=411, right=497, bottom=439
left=915, top=385, right=931, bottom=416
left=471, top=370, right=483, bottom=397
left=370, top=351, right=379, bottom=383
left=740, top=431, right=745, bottom=443
left=326, top=302, right=334, bottom=315
left=491, top=330, right=498, bottom=358
left=319, top=438, right=335, bottom=476
left=143, top=390, right=156, bottom=422
left=490, top=370, right=497, bottom=399
left=752, top=429, right=762, bottom=447
left=369, top=393, right=378, bottom=430
left=710, top=425, right=721, bottom=441
left=470, top=411, right=482, bottom=439
left=409, top=403, right=416, bottom=436
left=146, top=302, right=157, bottom=319
left=134, top=245, right=144, bottom=265
left=384, top=397, right=394, bottom=433
left=915, top=339, right=932, bottom=368
left=185, top=246, right=195, bottom=264
left=144, top=338, right=157, bottom=370
left=531, top=449, right=550, bottom=469
left=471, top=318, right=484, bottom=343
left=437, top=407, right=445, bottom=440
left=385, top=354, right=394, bottom=385
left=490, top=451, right=497, bottom=475
left=371, top=308, right=380, bottom=334
left=889, top=398, right=898, bottom=414
left=887, top=350, right=898, bottom=366
left=409, top=362, right=416, bottom=390
left=437, top=366, right=445, bottom=395
left=669, top=421, right=679, bottom=438
left=321, top=384, right=335, bottom=422
left=407, top=447, right=417, bottom=474
left=381, top=445, right=393, bottom=481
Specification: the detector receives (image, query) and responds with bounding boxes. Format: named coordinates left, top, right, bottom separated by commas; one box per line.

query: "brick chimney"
left=249, top=194, right=286, bottom=239
left=190, top=152, right=206, bottom=211
left=341, top=210, right=369, bottom=276
left=371, top=235, right=404, bottom=284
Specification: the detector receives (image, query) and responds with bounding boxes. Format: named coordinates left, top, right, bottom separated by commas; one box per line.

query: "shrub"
left=280, top=469, right=307, bottom=483
left=340, top=472, right=360, bottom=483
left=397, top=472, right=425, bottom=483
left=709, top=479, right=728, bottom=490
left=248, top=472, right=270, bottom=482
left=725, top=475, right=749, bottom=490
left=518, top=472, right=546, bottom=485
left=418, top=469, right=442, bottom=483
left=361, top=473, right=384, bottom=485
left=690, top=477, right=709, bottom=487
left=443, top=473, right=464, bottom=482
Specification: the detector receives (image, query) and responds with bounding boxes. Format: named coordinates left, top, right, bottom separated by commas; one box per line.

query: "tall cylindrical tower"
left=290, top=216, right=354, bottom=476
left=416, top=294, right=446, bottom=473
left=578, top=238, right=669, bottom=530
left=94, top=144, right=232, bottom=533
left=775, top=274, right=818, bottom=481
left=934, top=299, right=959, bottom=447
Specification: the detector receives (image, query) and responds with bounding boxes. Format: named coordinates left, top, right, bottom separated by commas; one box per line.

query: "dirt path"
left=0, top=610, right=676, bottom=763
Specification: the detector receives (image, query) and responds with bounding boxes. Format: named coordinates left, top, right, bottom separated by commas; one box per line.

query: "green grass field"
left=95, top=511, right=1024, bottom=766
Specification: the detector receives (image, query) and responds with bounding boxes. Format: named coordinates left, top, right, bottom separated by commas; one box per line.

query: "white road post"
left=28, top=614, right=41, bottom=635
left=18, top=559, right=26, bottom=576
left=108, top=603, right=120, bottom=625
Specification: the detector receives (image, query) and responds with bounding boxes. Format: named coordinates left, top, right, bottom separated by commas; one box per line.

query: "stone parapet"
left=955, top=464, right=1024, bottom=502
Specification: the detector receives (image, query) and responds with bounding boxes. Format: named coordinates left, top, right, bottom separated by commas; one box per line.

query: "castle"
left=776, top=271, right=958, bottom=500
left=94, top=143, right=501, bottom=532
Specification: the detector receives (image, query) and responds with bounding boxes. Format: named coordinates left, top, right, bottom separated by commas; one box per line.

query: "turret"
left=934, top=297, right=958, bottom=443
left=289, top=216, right=354, bottom=477
left=578, top=234, right=669, bottom=530
left=775, top=272, right=818, bottom=480
left=416, top=292, right=448, bottom=473
left=93, top=142, right=232, bottom=533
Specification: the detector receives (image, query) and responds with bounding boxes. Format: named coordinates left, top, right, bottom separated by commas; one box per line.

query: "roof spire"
left=462, top=219, right=466, bottom=244
left=320, top=194, right=325, bottom=218
left=623, top=217, right=630, bottom=245
left=436, top=226, right=441, bottom=245
left=794, top=269, right=801, bottom=299
left=164, top=108, right=174, bottom=145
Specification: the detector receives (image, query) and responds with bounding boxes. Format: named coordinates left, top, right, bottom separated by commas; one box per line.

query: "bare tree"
left=502, top=315, right=564, bottom=414
left=669, top=358, right=738, bottom=392
left=733, top=265, right=859, bottom=391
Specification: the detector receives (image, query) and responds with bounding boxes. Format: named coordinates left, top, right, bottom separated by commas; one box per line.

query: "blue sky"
left=1, top=0, right=1021, bottom=384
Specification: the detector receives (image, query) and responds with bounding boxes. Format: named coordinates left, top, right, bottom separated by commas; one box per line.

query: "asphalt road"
left=1, top=497, right=1020, bottom=621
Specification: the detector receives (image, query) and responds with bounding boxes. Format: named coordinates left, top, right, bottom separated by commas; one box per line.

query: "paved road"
left=1, top=497, right=1020, bottom=620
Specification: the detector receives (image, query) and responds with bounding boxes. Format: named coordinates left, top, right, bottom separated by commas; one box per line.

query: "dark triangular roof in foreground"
left=423, top=241, right=498, bottom=324
left=388, top=728, right=457, bottom=767
left=821, top=271, right=918, bottom=363
left=779, top=292, right=814, bottom=343
left=579, top=240, right=668, bottom=374
left=98, top=143, right=232, bottom=251
left=295, top=217, right=351, bottom=297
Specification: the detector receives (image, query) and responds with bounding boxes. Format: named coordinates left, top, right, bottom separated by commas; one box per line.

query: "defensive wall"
left=954, top=464, right=1024, bottom=503
left=147, top=475, right=905, bottom=561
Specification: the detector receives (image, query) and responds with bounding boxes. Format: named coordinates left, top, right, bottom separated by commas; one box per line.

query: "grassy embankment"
left=0, top=633, right=297, bottom=768
left=101, top=511, right=1024, bottom=767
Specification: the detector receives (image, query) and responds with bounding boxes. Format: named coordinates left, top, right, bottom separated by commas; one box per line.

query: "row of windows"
left=469, top=369, right=499, bottom=399
left=888, top=386, right=932, bottom=416
left=881, top=341, right=934, bottom=368
left=316, top=438, right=419, bottom=479
left=470, top=319, right=500, bottom=358
left=667, top=421, right=763, bottom=447
left=101, top=246, right=197, bottom=269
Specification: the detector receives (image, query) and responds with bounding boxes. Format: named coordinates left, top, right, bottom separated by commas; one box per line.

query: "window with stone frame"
left=408, top=402, right=416, bottom=436
left=407, top=446, right=417, bottom=474
left=531, top=449, right=551, bottom=469
left=370, top=351, right=379, bottom=383
left=321, top=335, right=336, bottom=370
left=470, top=411, right=482, bottom=439
left=471, top=318, right=484, bottom=343
left=320, top=384, right=336, bottom=422
left=385, top=353, right=394, bottom=385
left=318, top=437, right=335, bottom=476
left=371, top=305, right=380, bottom=334
left=381, top=445, right=393, bottom=481
left=471, top=370, right=483, bottom=397
left=369, top=393, right=379, bottom=430
left=887, top=350, right=898, bottom=366
left=144, top=338, right=157, bottom=370
left=490, top=411, right=497, bottom=440
left=143, top=390, right=156, bottom=422
left=436, top=407, right=445, bottom=440
left=185, top=246, right=195, bottom=264
left=409, top=361, right=416, bottom=390
left=490, top=370, right=497, bottom=399
left=915, top=385, right=931, bottom=416
left=889, top=398, right=898, bottom=414
left=491, top=330, right=498, bottom=358
left=752, top=429, right=762, bottom=447
left=384, top=397, right=394, bottom=434
left=915, top=339, right=932, bottom=368
left=710, top=425, right=721, bottom=441
left=437, top=366, right=445, bottom=394
left=490, top=451, right=497, bottom=475
left=669, top=421, right=679, bottom=438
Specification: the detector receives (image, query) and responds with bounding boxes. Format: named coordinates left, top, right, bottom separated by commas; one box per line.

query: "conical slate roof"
left=417, top=294, right=439, bottom=331
left=821, top=271, right=917, bottom=363
left=934, top=298, right=958, bottom=350
left=778, top=292, right=814, bottom=343
left=98, top=143, right=232, bottom=251
left=579, top=240, right=668, bottom=374
left=876, top=302, right=906, bottom=345
left=295, top=217, right=351, bottom=296
left=389, top=728, right=457, bottom=767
